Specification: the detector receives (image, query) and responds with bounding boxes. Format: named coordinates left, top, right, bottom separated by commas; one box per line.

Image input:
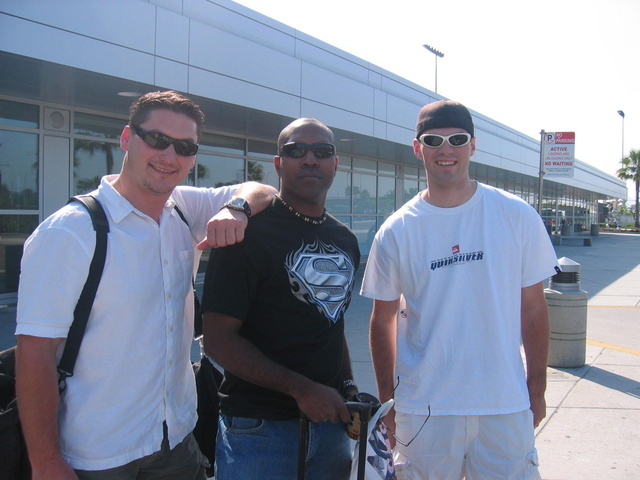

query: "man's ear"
left=120, top=125, right=132, bottom=152
left=274, top=155, right=282, bottom=176
left=412, top=138, right=423, bottom=160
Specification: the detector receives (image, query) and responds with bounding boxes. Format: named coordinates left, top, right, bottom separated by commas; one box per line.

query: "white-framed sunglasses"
left=418, top=132, right=471, bottom=148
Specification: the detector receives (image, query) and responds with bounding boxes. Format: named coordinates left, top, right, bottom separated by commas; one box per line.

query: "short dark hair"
left=129, top=90, right=205, bottom=136
left=277, top=118, right=335, bottom=153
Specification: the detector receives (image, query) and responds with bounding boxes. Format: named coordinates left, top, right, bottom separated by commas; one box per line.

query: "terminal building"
left=0, top=0, right=627, bottom=300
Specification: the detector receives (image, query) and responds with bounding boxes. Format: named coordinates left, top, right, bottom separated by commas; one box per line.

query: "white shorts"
left=394, top=410, right=540, bottom=480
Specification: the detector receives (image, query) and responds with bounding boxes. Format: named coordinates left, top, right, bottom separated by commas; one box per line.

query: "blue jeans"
left=215, top=414, right=352, bottom=480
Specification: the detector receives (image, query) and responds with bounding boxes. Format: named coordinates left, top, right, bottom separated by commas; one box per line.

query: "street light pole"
left=423, top=44, right=444, bottom=93
left=617, top=110, right=625, bottom=161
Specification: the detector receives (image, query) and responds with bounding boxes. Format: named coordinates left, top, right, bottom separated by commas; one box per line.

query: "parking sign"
left=544, top=132, right=575, bottom=177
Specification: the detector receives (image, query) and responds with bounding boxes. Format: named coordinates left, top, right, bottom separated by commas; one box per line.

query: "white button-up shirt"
left=16, top=176, right=236, bottom=470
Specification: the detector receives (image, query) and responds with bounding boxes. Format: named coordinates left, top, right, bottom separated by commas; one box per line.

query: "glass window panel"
left=74, top=112, right=122, bottom=138
left=404, top=178, right=420, bottom=203
left=248, top=140, right=276, bottom=160
left=338, top=156, right=351, bottom=169
left=378, top=162, right=395, bottom=175
left=0, top=100, right=39, bottom=128
left=184, top=162, right=199, bottom=187
left=0, top=131, right=39, bottom=209
left=352, top=216, right=377, bottom=256
left=404, top=166, right=419, bottom=179
left=377, top=176, right=395, bottom=214
left=0, top=214, right=39, bottom=294
left=353, top=158, right=376, bottom=173
left=197, top=153, right=244, bottom=187
left=352, top=172, right=376, bottom=214
left=200, top=133, right=245, bottom=155
left=247, top=159, right=275, bottom=185
left=73, top=140, right=123, bottom=194
left=333, top=215, right=350, bottom=229
left=327, top=170, right=351, bottom=214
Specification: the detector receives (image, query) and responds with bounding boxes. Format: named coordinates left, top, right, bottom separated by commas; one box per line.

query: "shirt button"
left=167, top=293, right=172, bottom=299
left=163, top=259, right=169, bottom=265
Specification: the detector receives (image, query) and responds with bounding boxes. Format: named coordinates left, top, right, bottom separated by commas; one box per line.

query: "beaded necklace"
left=276, top=194, right=327, bottom=225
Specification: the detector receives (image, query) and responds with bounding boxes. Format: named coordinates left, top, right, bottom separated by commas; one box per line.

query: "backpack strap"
left=174, top=204, right=188, bottom=226
left=57, top=195, right=109, bottom=392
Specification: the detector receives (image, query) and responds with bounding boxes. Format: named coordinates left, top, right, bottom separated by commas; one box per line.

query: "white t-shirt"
left=360, top=183, right=558, bottom=416
left=16, top=176, right=236, bottom=470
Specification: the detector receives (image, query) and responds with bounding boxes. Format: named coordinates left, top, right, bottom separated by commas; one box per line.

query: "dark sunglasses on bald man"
left=418, top=132, right=471, bottom=148
left=132, top=125, right=199, bottom=156
left=279, top=142, right=336, bottom=159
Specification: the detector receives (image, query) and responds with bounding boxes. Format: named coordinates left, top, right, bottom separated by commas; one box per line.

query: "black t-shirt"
left=201, top=198, right=361, bottom=420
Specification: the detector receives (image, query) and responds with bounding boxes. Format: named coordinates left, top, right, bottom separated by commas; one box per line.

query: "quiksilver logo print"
left=430, top=245, right=485, bottom=271
left=285, top=240, right=355, bottom=323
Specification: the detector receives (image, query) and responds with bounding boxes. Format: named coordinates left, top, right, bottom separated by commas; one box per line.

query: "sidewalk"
left=534, top=232, right=640, bottom=480
left=2, top=232, right=639, bottom=479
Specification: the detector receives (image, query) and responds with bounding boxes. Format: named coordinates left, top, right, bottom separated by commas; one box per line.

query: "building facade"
left=0, top=0, right=627, bottom=299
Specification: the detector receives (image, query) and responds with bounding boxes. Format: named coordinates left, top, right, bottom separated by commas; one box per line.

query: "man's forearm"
left=339, top=336, right=358, bottom=399
left=521, top=282, right=551, bottom=426
left=203, top=312, right=350, bottom=423
left=521, top=283, right=550, bottom=389
left=15, top=335, right=67, bottom=471
left=234, top=182, right=277, bottom=217
left=369, top=299, right=399, bottom=403
left=205, top=321, right=308, bottom=396
left=198, top=182, right=277, bottom=249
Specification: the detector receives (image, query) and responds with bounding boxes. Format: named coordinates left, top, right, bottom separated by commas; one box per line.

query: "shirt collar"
left=97, top=175, right=176, bottom=224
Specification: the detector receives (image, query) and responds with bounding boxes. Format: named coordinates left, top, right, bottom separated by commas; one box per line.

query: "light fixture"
left=617, top=110, right=625, bottom=161
left=422, top=44, right=444, bottom=93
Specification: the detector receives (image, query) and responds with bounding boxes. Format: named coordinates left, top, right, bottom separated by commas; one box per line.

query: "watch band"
left=342, top=379, right=357, bottom=389
left=221, top=197, right=251, bottom=218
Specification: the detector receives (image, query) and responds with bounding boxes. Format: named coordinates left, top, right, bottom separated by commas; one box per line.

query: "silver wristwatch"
left=221, top=197, right=251, bottom=218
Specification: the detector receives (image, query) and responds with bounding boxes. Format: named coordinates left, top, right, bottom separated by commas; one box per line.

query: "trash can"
left=590, top=224, right=600, bottom=236
left=545, top=257, right=588, bottom=368
left=560, top=224, right=572, bottom=236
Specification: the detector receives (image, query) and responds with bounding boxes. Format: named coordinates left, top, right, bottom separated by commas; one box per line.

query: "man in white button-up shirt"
left=14, top=91, right=276, bottom=480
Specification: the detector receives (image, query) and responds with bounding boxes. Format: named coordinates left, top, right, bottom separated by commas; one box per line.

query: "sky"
left=232, top=0, right=639, bottom=201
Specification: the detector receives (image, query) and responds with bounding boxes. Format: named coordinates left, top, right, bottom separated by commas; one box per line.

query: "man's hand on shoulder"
left=196, top=207, right=249, bottom=249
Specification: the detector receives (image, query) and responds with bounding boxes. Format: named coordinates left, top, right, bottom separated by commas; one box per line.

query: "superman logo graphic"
left=286, top=240, right=355, bottom=323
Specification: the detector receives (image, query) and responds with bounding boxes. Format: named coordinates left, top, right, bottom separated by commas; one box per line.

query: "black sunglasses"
left=279, top=142, right=336, bottom=159
left=132, top=125, right=199, bottom=156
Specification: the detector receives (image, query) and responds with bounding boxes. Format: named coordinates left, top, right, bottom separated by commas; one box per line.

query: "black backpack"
left=0, top=195, right=108, bottom=480
left=0, top=346, right=30, bottom=480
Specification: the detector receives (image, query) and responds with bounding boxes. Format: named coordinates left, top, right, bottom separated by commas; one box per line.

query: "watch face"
left=226, top=197, right=251, bottom=216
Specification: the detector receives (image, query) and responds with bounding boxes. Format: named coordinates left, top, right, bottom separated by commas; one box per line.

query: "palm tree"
left=617, top=149, right=640, bottom=228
